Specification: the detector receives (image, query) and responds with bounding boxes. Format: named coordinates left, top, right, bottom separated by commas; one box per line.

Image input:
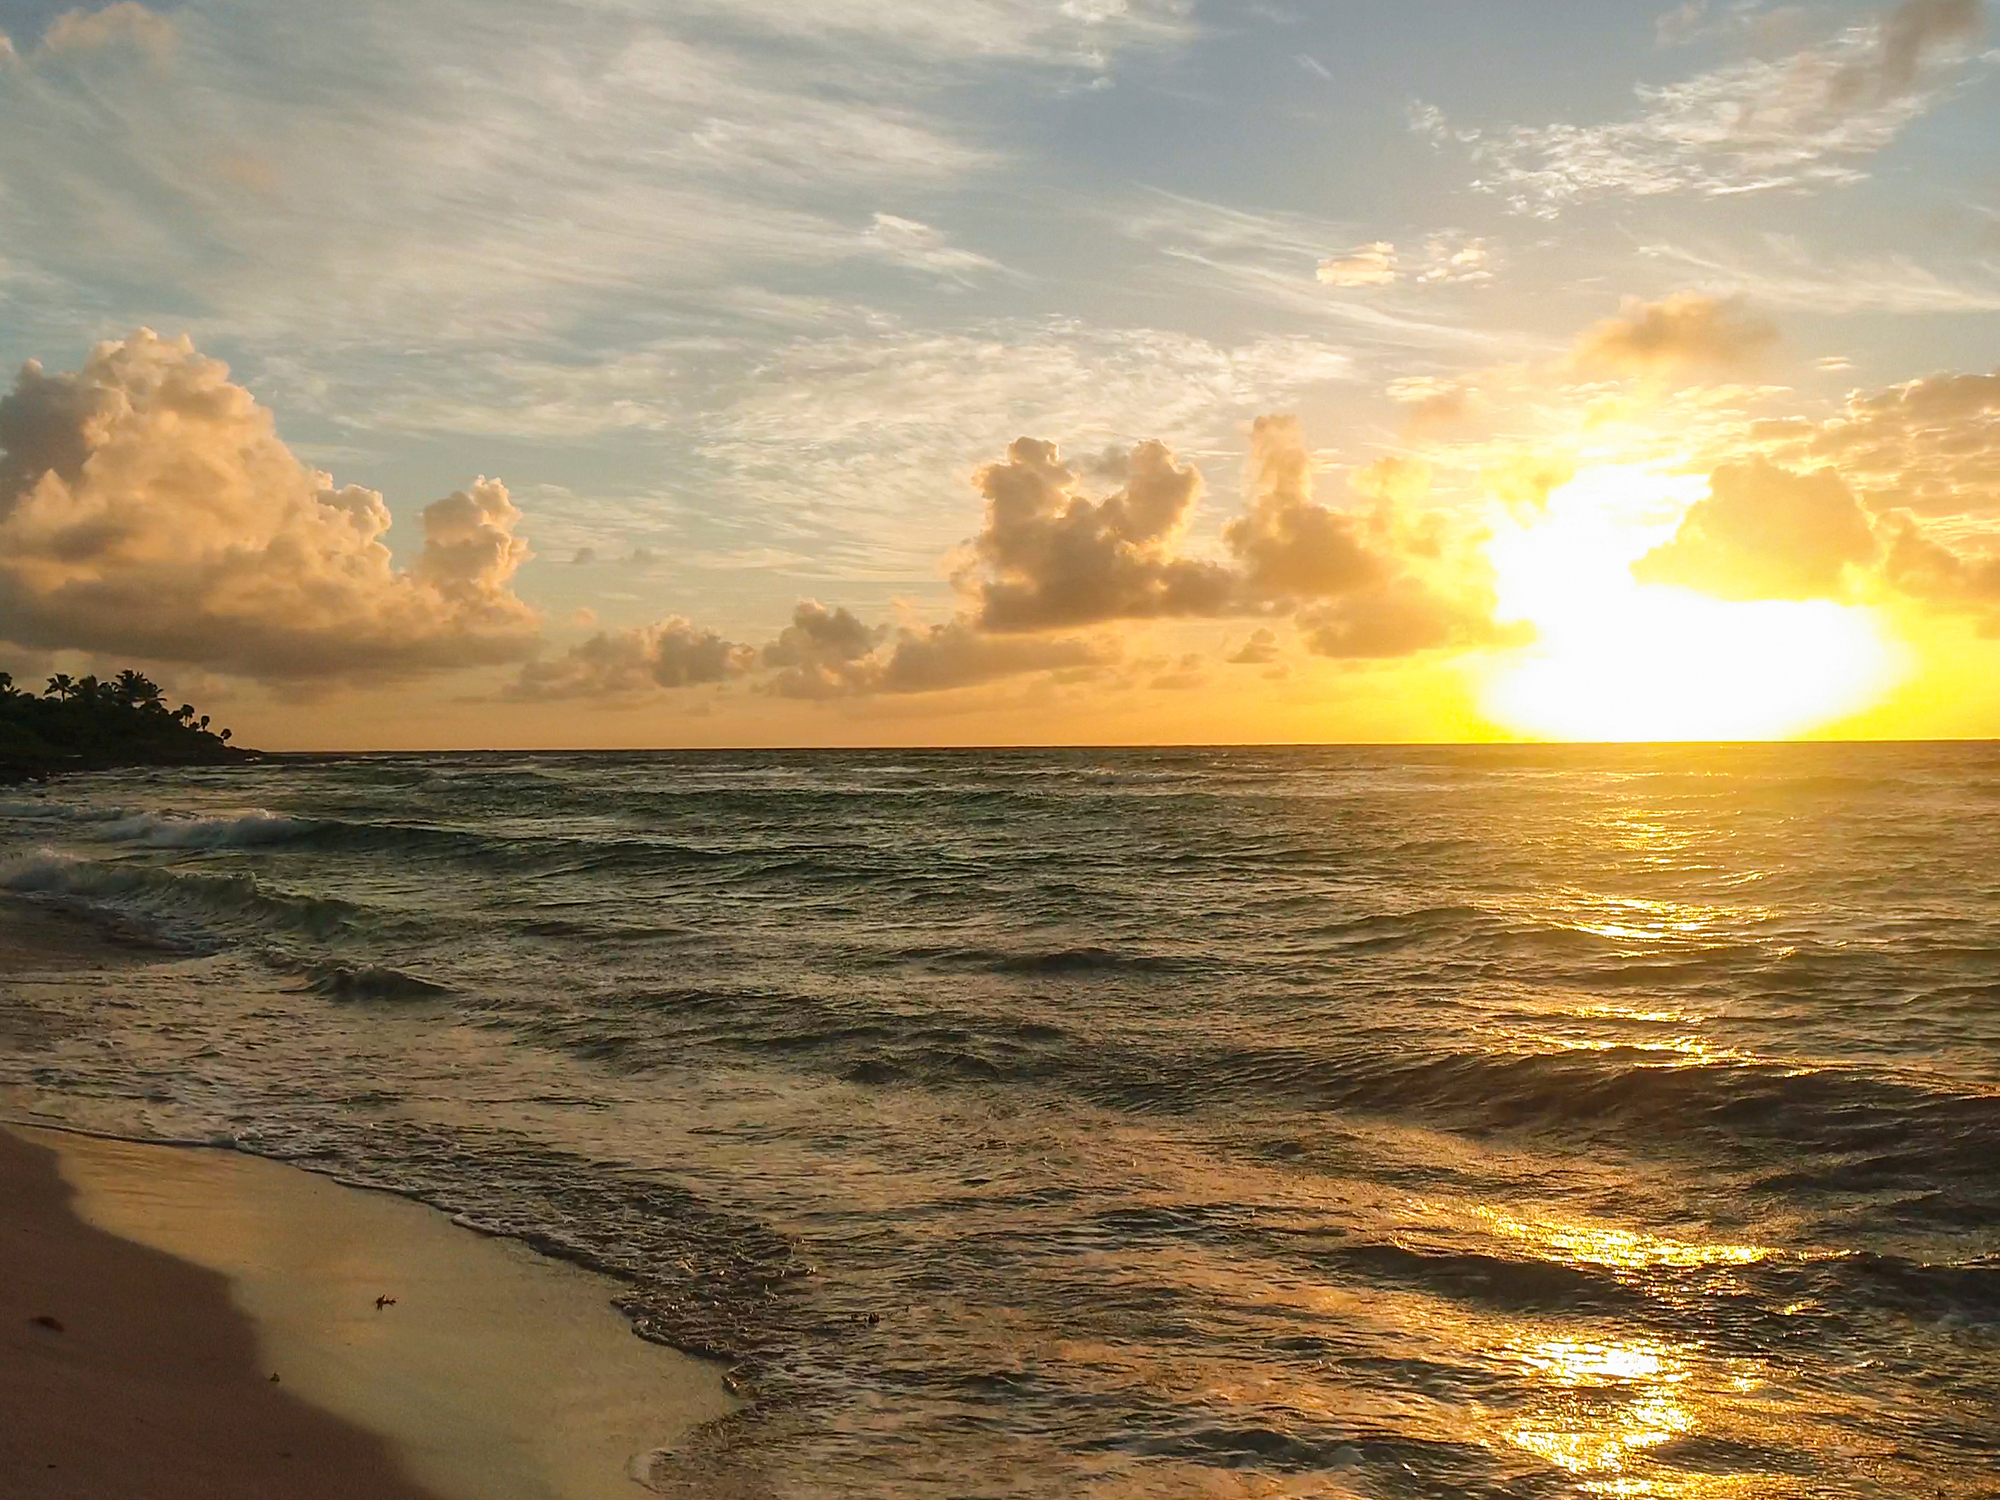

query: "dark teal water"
left=3, top=745, right=1998, bottom=1497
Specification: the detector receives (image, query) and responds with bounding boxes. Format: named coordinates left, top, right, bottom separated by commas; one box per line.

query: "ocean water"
left=2, top=744, right=1997, bottom=1498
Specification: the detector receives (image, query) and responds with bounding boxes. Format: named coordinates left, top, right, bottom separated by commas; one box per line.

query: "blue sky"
left=1, top=1, right=1996, bottom=744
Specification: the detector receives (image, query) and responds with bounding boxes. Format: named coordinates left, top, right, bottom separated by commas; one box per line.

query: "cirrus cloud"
left=1421, top=0, right=1986, bottom=212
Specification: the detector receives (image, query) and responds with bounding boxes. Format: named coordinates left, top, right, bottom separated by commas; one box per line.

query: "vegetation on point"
left=0, top=669, right=253, bottom=783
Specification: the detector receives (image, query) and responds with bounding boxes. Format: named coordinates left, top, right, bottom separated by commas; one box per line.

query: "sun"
left=1475, top=466, right=1906, bottom=742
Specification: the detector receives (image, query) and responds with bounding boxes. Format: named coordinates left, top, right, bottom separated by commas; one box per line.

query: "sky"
left=1, top=0, right=1997, bottom=747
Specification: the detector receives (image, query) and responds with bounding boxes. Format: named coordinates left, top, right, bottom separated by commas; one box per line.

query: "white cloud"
left=0, top=0, right=1077, bottom=346
left=1422, top=0, right=1988, bottom=212
left=699, top=318, right=1360, bottom=576
left=1316, top=236, right=1493, bottom=289
left=668, top=0, right=1195, bottom=68
left=1317, top=242, right=1399, bottom=287
left=1115, top=194, right=1515, bottom=355
left=861, top=214, right=1005, bottom=282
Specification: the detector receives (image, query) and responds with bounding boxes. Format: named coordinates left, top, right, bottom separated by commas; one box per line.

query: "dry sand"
left=2, top=898, right=737, bottom=1500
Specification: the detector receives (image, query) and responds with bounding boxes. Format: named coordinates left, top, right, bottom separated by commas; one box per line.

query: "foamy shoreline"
left=2, top=902, right=736, bottom=1500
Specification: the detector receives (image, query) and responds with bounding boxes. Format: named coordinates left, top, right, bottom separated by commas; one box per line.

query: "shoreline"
left=0, top=894, right=743, bottom=1495
left=1, top=1118, right=736, bottom=1500
left=2, top=1121, right=738, bottom=1499
left=2, top=1125, right=448, bottom=1500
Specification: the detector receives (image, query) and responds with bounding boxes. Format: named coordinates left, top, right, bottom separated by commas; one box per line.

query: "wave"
left=1, top=848, right=374, bottom=944
left=1065, top=1040, right=2000, bottom=1196
left=97, top=810, right=318, bottom=848
left=889, top=944, right=1191, bottom=976
left=297, top=962, right=453, bottom=1002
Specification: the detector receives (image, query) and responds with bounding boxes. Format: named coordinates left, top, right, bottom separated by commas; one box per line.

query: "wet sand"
left=1, top=1125, right=448, bottom=1500
left=2, top=899, right=737, bottom=1500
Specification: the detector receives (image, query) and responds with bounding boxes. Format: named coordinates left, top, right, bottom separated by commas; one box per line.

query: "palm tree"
left=113, top=670, right=165, bottom=711
left=45, top=673, right=76, bottom=701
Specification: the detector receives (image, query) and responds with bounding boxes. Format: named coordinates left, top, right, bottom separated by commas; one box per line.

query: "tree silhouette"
left=2, top=668, right=249, bottom=782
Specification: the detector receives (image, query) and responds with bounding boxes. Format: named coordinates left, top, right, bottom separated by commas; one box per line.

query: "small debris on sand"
left=29, top=1314, right=65, bottom=1332
left=374, top=1295, right=397, bottom=1310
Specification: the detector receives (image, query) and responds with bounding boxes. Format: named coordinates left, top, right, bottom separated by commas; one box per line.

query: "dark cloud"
left=1633, top=459, right=1881, bottom=600
left=0, top=331, right=539, bottom=681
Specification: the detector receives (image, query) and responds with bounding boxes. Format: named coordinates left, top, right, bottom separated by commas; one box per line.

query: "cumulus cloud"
left=524, top=411, right=1529, bottom=705
left=966, top=438, right=1236, bottom=631
left=762, top=600, right=885, bottom=697
left=1484, top=453, right=1577, bottom=511
left=1748, top=369, right=2000, bottom=515
left=1882, top=515, right=2000, bottom=623
left=509, top=617, right=754, bottom=701
left=1573, top=294, right=1778, bottom=378
left=1224, top=415, right=1387, bottom=599
left=40, top=3, right=174, bottom=61
left=1424, top=0, right=1985, bottom=211
left=954, top=419, right=1511, bottom=659
left=0, top=331, right=539, bottom=680
left=1633, top=459, right=1882, bottom=600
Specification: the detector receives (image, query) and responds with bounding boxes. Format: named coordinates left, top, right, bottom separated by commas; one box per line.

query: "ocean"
left=2, top=744, right=1997, bottom=1498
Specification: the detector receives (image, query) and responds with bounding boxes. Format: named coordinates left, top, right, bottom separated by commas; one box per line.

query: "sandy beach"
left=3, top=900, right=735, bottom=1500
left=2, top=1124, right=448, bottom=1500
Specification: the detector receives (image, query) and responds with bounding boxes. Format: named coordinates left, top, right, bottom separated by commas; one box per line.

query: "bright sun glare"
left=1477, top=467, right=1905, bottom=742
